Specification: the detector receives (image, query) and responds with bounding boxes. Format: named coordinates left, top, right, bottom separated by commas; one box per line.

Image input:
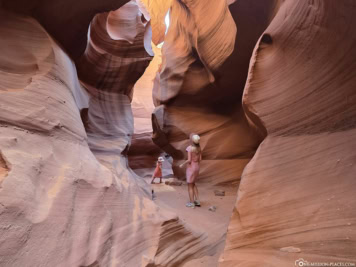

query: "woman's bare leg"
left=150, top=175, right=155, bottom=184
left=188, top=183, right=195, bottom=203
left=193, top=183, right=199, bottom=201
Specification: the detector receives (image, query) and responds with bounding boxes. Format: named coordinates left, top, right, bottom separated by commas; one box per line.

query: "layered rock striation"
left=0, top=5, right=209, bottom=267
left=129, top=45, right=165, bottom=178
left=221, top=0, right=356, bottom=266
left=76, top=1, right=153, bottom=158
left=152, top=0, right=278, bottom=184
left=1, top=0, right=131, bottom=60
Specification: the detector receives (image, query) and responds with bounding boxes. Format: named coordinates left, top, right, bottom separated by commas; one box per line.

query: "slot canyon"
left=0, top=0, right=355, bottom=266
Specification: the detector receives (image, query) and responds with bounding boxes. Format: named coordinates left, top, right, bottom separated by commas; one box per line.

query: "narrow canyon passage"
left=126, top=19, right=246, bottom=265
left=125, top=1, right=276, bottom=265
left=0, top=0, right=355, bottom=267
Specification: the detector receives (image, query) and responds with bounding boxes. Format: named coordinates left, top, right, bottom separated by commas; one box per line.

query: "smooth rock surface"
left=129, top=45, right=164, bottom=178
left=221, top=1, right=356, bottom=266
left=152, top=0, right=278, bottom=185
left=76, top=1, right=152, bottom=156
left=1, top=0, right=130, bottom=59
left=0, top=9, right=207, bottom=267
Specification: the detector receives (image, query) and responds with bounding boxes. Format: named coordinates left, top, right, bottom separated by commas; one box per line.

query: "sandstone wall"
left=152, top=0, right=278, bottom=184
left=76, top=1, right=152, bottom=158
left=221, top=1, right=356, bottom=266
left=129, top=45, right=164, bottom=178
left=0, top=7, right=210, bottom=267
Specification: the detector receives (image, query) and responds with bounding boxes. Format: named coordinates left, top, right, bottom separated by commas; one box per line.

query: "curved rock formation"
left=152, top=0, right=278, bottom=184
left=138, top=0, right=172, bottom=45
left=76, top=1, right=153, bottom=158
left=221, top=0, right=356, bottom=266
left=0, top=7, right=210, bottom=267
left=1, top=0, right=131, bottom=60
left=129, top=45, right=165, bottom=178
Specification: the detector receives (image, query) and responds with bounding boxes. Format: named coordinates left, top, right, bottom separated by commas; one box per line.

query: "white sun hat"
left=158, top=156, right=164, bottom=162
left=192, top=134, right=200, bottom=144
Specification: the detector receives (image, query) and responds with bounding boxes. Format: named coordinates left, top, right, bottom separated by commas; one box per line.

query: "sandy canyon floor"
left=146, top=176, right=239, bottom=267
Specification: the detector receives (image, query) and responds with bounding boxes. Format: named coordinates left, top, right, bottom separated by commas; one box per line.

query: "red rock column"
left=76, top=2, right=153, bottom=157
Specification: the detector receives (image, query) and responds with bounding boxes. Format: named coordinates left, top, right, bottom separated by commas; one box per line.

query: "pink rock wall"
left=152, top=0, right=278, bottom=184
left=129, top=46, right=163, bottom=178
left=0, top=7, right=211, bottom=267
left=1, top=0, right=131, bottom=59
left=76, top=1, right=152, bottom=156
left=221, top=0, right=356, bottom=266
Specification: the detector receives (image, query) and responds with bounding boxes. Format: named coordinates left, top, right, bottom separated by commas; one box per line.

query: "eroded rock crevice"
left=152, top=0, right=278, bottom=185
left=0, top=151, right=10, bottom=184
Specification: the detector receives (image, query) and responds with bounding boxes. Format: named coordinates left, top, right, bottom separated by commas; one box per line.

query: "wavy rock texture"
left=129, top=45, right=165, bottom=178
left=1, top=0, right=131, bottom=60
left=138, top=0, right=172, bottom=45
left=76, top=1, right=153, bottom=157
left=0, top=8, right=212, bottom=267
left=153, top=0, right=278, bottom=184
left=76, top=1, right=163, bottom=179
left=221, top=1, right=356, bottom=266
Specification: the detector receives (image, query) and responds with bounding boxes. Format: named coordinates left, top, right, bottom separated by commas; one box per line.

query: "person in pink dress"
left=151, top=156, right=164, bottom=184
left=180, top=134, right=202, bottom=208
